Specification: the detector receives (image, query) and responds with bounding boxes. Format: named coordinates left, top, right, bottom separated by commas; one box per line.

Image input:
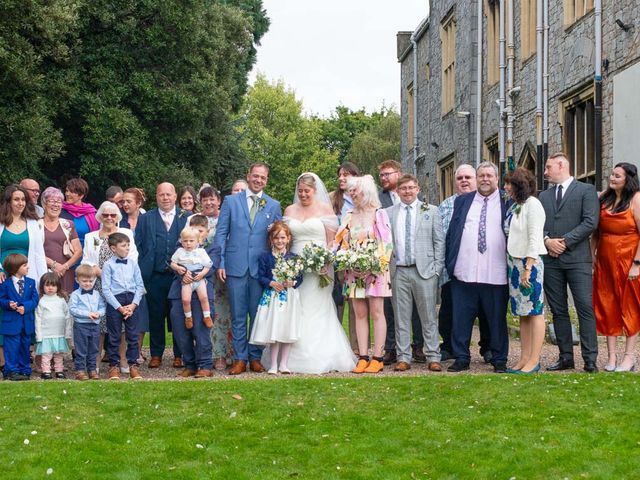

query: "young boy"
left=69, top=264, right=106, bottom=380
left=171, top=226, right=213, bottom=330
left=0, top=254, right=39, bottom=381
left=101, top=232, right=145, bottom=380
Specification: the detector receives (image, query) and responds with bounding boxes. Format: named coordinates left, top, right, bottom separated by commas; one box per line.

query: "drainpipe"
left=594, top=0, right=603, bottom=188
left=411, top=32, right=419, bottom=175
left=535, top=0, right=544, bottom=189
left=499, top=0, right=506, bottom=172
left=542, top=0, right=549, bottom=167
left=506, top=0, right=515, bottom=172
left=476, top=0, right=483, bottom=166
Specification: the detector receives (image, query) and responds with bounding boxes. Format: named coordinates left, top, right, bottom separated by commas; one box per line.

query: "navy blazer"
left=135, top=206, right=189, bottom=282
left=0, top=277, right=39, bottom=335
left=445, top=190, right=511, bottom=278
left=257, top=252, right=304, bottom=290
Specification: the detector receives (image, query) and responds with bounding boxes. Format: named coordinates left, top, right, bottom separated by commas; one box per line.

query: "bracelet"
left=51, top=261, right=57, bottom=269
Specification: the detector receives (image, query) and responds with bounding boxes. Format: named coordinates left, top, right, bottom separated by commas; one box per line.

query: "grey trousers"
left=544, top=263, right=598, bottom=363
left=391, top=266, right=440, bottom=363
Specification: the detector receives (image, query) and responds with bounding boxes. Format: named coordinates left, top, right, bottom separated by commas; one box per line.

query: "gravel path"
left=25, top=327, right=639, bottom=381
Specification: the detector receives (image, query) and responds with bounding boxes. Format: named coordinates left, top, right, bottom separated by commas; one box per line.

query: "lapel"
left=241, top=192, right=251, bottom=225
left=6, top=278, right=20, bottom=301
left=169, top=206, right=181, bottom=233
left=557, top=180, right=577, bottom=212
left=388, top=204, right=399, bottom=236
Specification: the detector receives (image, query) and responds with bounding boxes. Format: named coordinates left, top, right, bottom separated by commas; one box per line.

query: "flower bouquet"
left=272, top=255, right=305, bottom=284
left=300, top=243, right=335, bottom=288
left=335, top=241, right=385, bottom=297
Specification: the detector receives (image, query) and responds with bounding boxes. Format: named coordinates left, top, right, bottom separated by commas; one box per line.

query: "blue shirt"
left=101, top=257, right=145, bottom=309
left=68, top=288, right=106, bottom=324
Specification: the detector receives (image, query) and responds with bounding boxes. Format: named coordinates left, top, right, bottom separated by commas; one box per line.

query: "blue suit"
left=168, top=239, right=216, bottom=371
left=445, top=191, right=511, bottom=366
left=135, top=206, right=189, bottom=358
left=212, top=192, right=282, bottom=361
left=0, top=277, right=38, bottom=376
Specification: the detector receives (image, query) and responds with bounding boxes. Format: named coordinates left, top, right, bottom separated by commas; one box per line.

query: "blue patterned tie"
left=478, top=197, right=488, bottom=254
left=17, top=279, right=24, bottom=296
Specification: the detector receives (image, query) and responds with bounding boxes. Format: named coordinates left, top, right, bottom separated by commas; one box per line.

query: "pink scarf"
left=62, top=201, right=100, bottom=231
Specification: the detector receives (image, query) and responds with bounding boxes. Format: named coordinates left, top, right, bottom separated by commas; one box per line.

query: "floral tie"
left=17, top=279, right=24, bottom=296
left=478, top=197, right=488, bottom=254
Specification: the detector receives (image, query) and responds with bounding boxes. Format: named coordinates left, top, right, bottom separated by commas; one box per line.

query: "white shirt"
left=556, top=176, right=574, bottom=201
left=246, top=189, right=263, bottom=211
left=395, top=199, right=419, bottom=266
left=159, top=208, right=176, bottom=230
left=389, top=191, right=400, bottom=206
left=12, top=276, right=25, bottom=292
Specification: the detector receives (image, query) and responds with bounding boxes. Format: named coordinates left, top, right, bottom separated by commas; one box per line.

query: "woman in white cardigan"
left=81, top=201, right=137, bottom=370
left=504, top=168, right=547, bottom=374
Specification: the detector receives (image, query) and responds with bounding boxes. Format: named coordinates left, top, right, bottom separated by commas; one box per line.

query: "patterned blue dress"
left=504, top=203, right=544, bottom=316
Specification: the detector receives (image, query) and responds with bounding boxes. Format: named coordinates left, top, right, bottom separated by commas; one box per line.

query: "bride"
left=264, top=173, right=356, bottom=373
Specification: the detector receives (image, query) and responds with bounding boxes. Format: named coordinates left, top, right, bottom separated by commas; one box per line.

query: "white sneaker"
left=120, top=365, right=130, bottom=374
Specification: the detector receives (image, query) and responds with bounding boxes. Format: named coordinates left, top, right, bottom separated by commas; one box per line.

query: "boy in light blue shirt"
left=69, top=264, right=106, bottom=380
left=101, top=232, right=145, bottom=380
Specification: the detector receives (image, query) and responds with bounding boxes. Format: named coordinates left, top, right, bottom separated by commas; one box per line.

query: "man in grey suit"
left=386, top=174, right=444, bottom=372
left=540, top=152, right=600, bottom=372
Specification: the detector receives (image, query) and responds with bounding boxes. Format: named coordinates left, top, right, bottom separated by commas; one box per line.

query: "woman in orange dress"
left=592, top=162, right=640, bottom=372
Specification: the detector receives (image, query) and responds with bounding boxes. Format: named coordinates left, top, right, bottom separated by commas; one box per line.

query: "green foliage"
left=346, top=110, right=401, bottom=176
left=235, top=75, right=339, bottom=206
left=0, top=1, right=269, bottom=204
left=2, top=375, right=639, bottom=478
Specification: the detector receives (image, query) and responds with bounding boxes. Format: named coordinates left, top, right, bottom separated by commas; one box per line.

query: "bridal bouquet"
left=300, top=243, right=335, bottom=288
left=272, top=255, right=305, bottom=284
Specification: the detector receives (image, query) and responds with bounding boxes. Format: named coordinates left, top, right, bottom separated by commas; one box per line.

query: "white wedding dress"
left=263, top=217, right=356, bottom=373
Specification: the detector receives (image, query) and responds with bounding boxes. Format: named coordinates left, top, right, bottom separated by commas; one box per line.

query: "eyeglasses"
left=397, top=185, right=418, bottom=192
left=379, top=171, right=399, bottom=178
left=46, top=199, right=62, bottom=205
left=102, top=213, right=118, bottom=218
left=25, top=188, right=40, bottom=195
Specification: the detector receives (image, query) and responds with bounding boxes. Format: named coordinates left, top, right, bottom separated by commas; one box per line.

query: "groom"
left=213, top=163, right=282, bottom=375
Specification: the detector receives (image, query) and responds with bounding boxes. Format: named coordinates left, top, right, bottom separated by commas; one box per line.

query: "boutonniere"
left=258, top=198, right=267, bottom=211
left=93, top=237, right=100, bottom=248
left=178, top=209, right=189, bottom=219
left=420, top=203, right=430, bottom=213
left=500, top=190, right=510, bottom=203
left=511, top=203, right=522, bottom=216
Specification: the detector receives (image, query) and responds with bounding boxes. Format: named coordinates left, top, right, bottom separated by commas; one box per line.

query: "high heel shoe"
left=615, top=353, right=636, bottom=372
left=505, top=367, right=521, bottom=374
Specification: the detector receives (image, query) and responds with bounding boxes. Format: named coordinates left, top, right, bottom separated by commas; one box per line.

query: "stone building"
left=398, top=1, right=640, bottom=202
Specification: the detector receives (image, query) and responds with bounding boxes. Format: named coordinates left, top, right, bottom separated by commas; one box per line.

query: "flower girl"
left=250, top=221, right=304, bottom=374
left=35, top=272, right=73, bottom=379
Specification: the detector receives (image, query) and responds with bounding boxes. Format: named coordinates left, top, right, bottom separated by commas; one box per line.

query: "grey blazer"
left=538, top=179, right=599, bottom=266
left=386, top=202, right=445, bottom=280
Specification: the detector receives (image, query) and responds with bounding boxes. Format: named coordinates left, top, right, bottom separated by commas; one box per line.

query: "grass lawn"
left=1, top=374, right=638, bottom=479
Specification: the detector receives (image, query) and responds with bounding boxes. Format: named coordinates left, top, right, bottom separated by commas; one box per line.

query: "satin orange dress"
left=593, top=207, right=640, bottom=336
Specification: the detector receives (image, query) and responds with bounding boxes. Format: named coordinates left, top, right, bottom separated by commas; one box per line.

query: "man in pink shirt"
left=444, top=162, right=511, bottom=373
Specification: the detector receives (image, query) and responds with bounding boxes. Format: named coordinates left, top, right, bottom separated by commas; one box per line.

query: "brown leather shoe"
left=178, top=368, right=196, bottom=378
left=173, top=357, right=183, bottom=368
left=75, top=371, right=89, bottom=381
left=228, top=360, right=247, bottom=375
left=148, top=356, right=162, bottom=368
left=214, top=358, right=227, bottom=371
left=88, top=370, right=100, bottom=380
left=203, top=316, right=214, bottom=328
left=382, top=350, right=397, bottom=365
left=108, top=366, right=120, bottom=380
left=249, top=360, right=266, bottom=373
left=394, top=361, right=411, bottom=372
left=129, top=366, right=142, bottom=380
left=412, top=345, right=427, bottom=363
left=428, top=361, right=443, bottom=372
left=194, top=369, right=213, bottom=378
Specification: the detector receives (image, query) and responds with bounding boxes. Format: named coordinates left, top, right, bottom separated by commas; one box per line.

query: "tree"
left=235, top=75, right=339, bottom=206
left=1, top=1, right=269, bottom=203
left=346, top=110, right=401, bottom=176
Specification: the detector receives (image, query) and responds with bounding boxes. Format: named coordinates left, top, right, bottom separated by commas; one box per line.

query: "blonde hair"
left=179, top=227, right=200, bottom=241
left=347, top=175, right=381, bottom=210
left=75, top=264, right=96, bottom=280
